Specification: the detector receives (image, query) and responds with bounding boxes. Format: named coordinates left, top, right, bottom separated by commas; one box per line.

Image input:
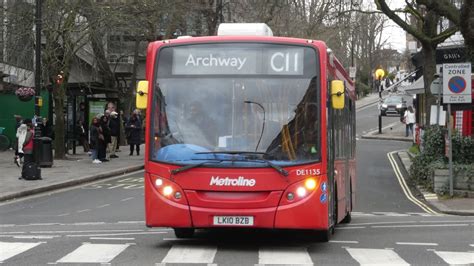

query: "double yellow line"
left=387, top=151, right=439, bottom=215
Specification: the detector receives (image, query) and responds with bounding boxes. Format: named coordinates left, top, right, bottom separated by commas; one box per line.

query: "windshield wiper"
left=171, top=160, right=222, bottom=175
left=196, top=151, right=289, bottom=177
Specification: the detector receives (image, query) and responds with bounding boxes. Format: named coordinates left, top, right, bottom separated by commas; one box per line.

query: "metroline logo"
left=209, top=176, right=256, bottom=187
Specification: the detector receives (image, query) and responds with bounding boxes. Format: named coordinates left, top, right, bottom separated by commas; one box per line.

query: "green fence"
left=0, top=91, right=49, bottom=148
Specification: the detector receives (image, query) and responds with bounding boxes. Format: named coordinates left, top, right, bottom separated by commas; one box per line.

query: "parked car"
left=381, top=95, right=407, bottom=116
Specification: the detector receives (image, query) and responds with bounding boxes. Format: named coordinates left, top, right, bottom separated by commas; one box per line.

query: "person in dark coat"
left=98, top=115, right=111, bottom=161
left=109, top=111, right=120, bottom=158
left=89, top=117, right=101, bottom=164
left=126, top=113, right=142, bottom=155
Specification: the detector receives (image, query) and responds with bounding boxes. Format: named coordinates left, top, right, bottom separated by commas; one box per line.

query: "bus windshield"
left=150, top=43, right=320, bottom=167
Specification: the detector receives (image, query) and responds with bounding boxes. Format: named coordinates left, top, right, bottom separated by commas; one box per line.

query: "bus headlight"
left=280, top=177, right=319, bottom=205
left=150, top=175, right=187, bottom=203
left=163, top=186, right=173, bottom=196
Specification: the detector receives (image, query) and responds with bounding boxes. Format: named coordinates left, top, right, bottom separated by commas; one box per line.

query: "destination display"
left=172, top=46, right=305, bottom=75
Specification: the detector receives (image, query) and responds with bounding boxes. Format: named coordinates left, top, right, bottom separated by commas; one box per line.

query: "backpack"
left=22, top=162, right=42, bottom=180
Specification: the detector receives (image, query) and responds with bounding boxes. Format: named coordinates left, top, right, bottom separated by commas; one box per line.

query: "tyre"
left=0, top=135, right=10, bottom=151
left=320, top=183, right=337, bottom=242
left=174, top=228, right=195, bottom=238
left=341, top=181, right=352, bottom=224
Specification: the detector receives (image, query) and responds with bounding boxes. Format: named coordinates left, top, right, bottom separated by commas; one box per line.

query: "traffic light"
left=56, top=71, right=64, bottom=85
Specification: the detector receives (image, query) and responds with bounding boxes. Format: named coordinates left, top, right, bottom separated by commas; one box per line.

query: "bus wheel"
left=320, top=184, right=337, bottom=242
left=341, top=181, right=352, bottom=224
left=174, top=228, right=195, bottom=238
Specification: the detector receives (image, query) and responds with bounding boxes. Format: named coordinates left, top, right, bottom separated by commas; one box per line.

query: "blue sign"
left=321, top=182, right=327, bottom=192
left=320, top=193, right=327, bottom=203
left=448, top=76, right=466, bottom=93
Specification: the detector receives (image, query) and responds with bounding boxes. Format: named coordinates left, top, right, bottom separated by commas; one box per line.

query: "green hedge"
left=409, top=125, right=474, bottom=185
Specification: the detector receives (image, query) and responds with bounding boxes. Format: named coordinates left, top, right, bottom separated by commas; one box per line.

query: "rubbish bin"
left=36, top=137, right=53, bottom=168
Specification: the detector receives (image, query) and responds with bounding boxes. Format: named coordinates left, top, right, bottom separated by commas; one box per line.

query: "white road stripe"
left=89, top=237, right=135, bottom=241
left=13, top=235, right=59, bottom=239
left=396, top=242, right=438, bottom=246
left=258, top=247, right=313, bottom=265
left=372, top=212, right=410, bottom=217
left=57, top=213, right=70, bottom=217
left=372, top=224, right=469, bottom=228
left=120, top=197, right=134, bottom=202
left=346, top=248, right=409, bottom=265
left=434, top=251, right=474, bottom=265
left=160, top=245, right=217, bottom=264
left=77, top=209, right=90, bottom=213
left=329, top=240, right=359, bottom=244
left=0, top=241, right=43, bottom=262
left=56, top=243, right=129, bottom=263
left=96, top=204, right=110, bottom=208
left=67, top=231, right=166, bottom=237
left=335, top=226, right=366, bottom=230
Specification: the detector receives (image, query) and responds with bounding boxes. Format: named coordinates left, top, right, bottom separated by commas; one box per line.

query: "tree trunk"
left=53, top=83, right=66, bottom=159
left=421, top=43, right=437, bottom=126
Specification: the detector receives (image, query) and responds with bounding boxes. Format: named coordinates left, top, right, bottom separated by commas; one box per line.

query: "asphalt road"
left=0, top=103, right=472, bottom=265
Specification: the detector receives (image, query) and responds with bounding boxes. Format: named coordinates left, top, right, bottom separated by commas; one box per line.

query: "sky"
left=364, top=0, right=407, bottom=52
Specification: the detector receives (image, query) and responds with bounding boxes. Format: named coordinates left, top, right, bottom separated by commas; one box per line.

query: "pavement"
left=0, top=93, right=471, bottom=216
left=0, top=145, right=144, bottom=202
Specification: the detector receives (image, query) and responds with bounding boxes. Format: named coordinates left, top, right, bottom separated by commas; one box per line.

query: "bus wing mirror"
left=330, top=80, right=345, bottom=110
left=136, top=80, right=149, bottom=109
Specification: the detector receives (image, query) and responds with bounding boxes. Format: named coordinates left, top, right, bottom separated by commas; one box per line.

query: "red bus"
left=137, top=23, right=356, bottom=241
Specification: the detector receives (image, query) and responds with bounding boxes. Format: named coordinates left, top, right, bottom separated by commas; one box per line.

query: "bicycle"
left=0, top=127, right=11, bottom=151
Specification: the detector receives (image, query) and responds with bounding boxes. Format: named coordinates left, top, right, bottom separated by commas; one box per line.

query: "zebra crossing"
left=1, top=241, right=473, bottom=265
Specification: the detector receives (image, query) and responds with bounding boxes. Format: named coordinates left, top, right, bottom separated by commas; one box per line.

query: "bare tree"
left=42, top=0, right=92, bottom=159
left=375, top=0, right=459, bottom=125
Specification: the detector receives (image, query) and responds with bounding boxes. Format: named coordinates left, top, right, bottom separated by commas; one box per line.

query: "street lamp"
left=375, top=68, right=385, bottom=134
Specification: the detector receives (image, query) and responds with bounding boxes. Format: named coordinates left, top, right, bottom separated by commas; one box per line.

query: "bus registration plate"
left=213, top=216, right=254, bottom=226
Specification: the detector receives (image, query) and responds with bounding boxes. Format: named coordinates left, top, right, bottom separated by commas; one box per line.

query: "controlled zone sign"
left=442, top=63, right=472, bottom=103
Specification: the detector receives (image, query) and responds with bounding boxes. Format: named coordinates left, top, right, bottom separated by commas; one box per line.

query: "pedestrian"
left=109, top=111, right=120, bottom=158
left=13, top=115, right=23, bottom=164
left=77, top=120, right=89, bottom=152
left=126, top=113, right=142, bottom=156
left=89, top=117, right=102, bottom=164
left=15, top=122, right=28, bottom=167
left=98, top=115, right=110, bottom=161
left=21, top=119, right=35, bottom=164
left=404, top=106, right=416, bottom=137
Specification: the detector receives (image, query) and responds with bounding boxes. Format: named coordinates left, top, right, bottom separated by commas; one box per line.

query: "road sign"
left=430, top=77, right=442, bottom=94
left=442, top=63, right=472, bottom=103
left=349, top=67, right=356, bottom=79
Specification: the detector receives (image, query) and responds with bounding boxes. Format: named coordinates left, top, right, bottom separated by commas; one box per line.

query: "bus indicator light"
left=174, top=192, right=182, bottom=200
left=304, top=178, right=317, bottom=190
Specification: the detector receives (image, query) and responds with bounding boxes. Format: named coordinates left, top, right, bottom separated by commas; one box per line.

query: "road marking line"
left=96, top=204, right=110, bottom=208
left=57, top=213, right=70, bottom=217
left=0, top=170, right=145, bottom=207
left=56, top=243, right=129, bottom=263
left=73, top=222, right=106, bottom=225
left=13, top=235, right=59, bottom=239
left=347, top=221, right=417, bottom=226
left=387, top=151, right=438, bottom=214
left=77, top=209, right=90, bottom=213
left=346, top=248, right=409, bottom=265
left=434, top=251, right=474, bottom=265
left=28, top=223, right=60, bottom=226
left=0, top=241, right=43, bottom=262
left=120, top=197, right=134, bottom=202
left=89, top=237, right=135, bottom=240
left=117, top=221, right=143, bottom=224
left=32, top=229, right=143, bottom=234
left=258, top=247, right=313, bottom=265
left=396, top=242, right=438, bottom=246
left=160, top=245, right=217, bottom=264
left=372, top=224, right=469, bottom=228
left=335, top=226, right=366, bottom=230
left=67, top=232, right=167, bottom=237
left=329, top=240, right=359, bottom=244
